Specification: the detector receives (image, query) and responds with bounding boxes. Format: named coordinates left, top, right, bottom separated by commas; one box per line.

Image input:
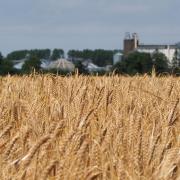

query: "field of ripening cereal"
left=0, top=74, right=179, bottom=180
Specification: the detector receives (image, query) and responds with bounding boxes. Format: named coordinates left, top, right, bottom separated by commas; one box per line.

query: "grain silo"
left=113, top=52, right=123, bottom=65
left=123, top=32, right=139, bottom=55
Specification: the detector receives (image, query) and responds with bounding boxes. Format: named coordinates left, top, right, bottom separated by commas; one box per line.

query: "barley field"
left=0, top=74, right=179, bottom=180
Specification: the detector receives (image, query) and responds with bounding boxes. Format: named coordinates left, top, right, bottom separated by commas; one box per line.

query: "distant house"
left=86, top=62, right=105, bottom=73
left=13, top=58, right=27, bottom=70
left=81, top=59, right=93, bottom=66
left=14, top=61, right=25, bottom=70
left=13, top=58, right=51, bottom=70
left=123, top=33, right=180, bottom=65
left=84, top=62, right=113, bottom=73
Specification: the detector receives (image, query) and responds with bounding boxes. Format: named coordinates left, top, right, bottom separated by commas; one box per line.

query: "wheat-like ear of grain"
left=4, top=134, right=19, bottom=159
left=0, top=125, right=12, bottom=139
left=41, top=160, right=59, bottom=180
left=22, top=135, right=51, bottom=168
left=167, top=98, right=179, bottom=126
left=0, top=75, right=179, bottom=179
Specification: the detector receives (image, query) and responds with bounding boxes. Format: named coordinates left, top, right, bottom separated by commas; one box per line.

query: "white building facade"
left=123, top=33, right=180, bottom=65
left=137, top=45, right=178, bottom=64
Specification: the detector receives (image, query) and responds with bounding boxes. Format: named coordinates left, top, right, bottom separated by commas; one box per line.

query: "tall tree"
left=172, top=49, right=180, bottom=68
left=7, top=50, right=29, bottom=60
left=22, top=56, right=41, bottom=73
left=112, top=52, right=153, bottom=75
left=51, top=49, right=64, bottom=60
left=30, top=49, right=51, bottom=59
left=152, top=52, right=169, bottom=73
left=0, top=58, right=15, bottom=75
left=67, top=49, right=114, bottom=66
left=74, top=61, right=87, bottom=74
left=0, top=52, right=3, bottom=61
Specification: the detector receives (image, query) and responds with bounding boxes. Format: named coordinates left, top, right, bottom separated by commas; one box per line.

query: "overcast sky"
left=0, top=0, right=179, bottom=55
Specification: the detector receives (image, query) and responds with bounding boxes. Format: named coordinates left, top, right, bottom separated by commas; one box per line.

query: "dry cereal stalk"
left=0, top=125, right=13, bottom=139
left=22, top=135, right=51, bottom=168
left=0, top=75, right=179, bottom=179
left=41, top=160, right=59, bottom=180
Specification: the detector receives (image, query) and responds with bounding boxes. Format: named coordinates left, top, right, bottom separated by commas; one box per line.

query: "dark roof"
left=138, top=44, right=178, bottom=49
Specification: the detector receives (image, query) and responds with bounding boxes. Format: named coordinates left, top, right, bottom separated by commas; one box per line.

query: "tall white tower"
left=132, top=33, right=139, bottom=49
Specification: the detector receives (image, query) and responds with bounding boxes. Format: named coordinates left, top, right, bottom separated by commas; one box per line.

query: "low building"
left=13, top=58, right=75, bottom=72
left=13, top=58, right=27, bottom=69
left=13, top=58, right=51, bottom=70
left=85, top=62, right=106, bottom=73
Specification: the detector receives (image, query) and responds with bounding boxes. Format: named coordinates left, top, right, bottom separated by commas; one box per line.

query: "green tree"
left=30, top=49, right=51, bottom=59
left=171, top=49, right=180, bottom=74
left=68, top=50, right=84, bottom=59
left=172, top=49, right=180, bottom=68
left=7, top=50, right=29, bottom=60
left=113, top=52, right=153, bottom=75
left=51, top=49, right=64, bottom=60
left=0, top=59, right=15, bottom=75
left=74, top=61, right=87, bottom=74
left=152, top=52, right=169, bottom=73
left=68, top=49, right=114, bottom=66
left=22, top=56, right=41, bottom=73
left=112, top=60, right=126, bottom=74
left=7, top=49, right=52, bottom=60
left=92, top=49, right=113, bottom=66
left=0, top=52, right=3, bottom=61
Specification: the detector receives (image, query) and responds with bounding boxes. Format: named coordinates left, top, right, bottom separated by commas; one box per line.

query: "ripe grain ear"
left=0, top=75, right=179, bottom=179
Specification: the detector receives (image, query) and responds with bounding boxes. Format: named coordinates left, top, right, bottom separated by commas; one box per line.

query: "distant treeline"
left=6, top=49, right=64, bottom=60
left=0, top=49, right=180, bottom=76
left=0, top=48, right=120, bottom=75
left=112, top=51, right=180, bottom=75
left=5, top=49, right=119, bottom=66
left=68, top=49, right=120, bottom=66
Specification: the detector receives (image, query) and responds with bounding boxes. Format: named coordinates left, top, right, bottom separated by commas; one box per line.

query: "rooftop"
left=138, top=44, right=178, bottom=50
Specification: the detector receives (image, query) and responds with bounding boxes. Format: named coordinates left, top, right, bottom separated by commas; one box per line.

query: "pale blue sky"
left=0, top=0, right=179, bottom=55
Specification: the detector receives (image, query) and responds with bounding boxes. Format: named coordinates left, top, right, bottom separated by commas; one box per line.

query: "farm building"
left=123, top=33, right=180, bottom=64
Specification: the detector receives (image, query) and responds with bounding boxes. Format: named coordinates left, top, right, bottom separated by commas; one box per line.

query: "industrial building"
left=123, top=33, right=180, bottom=64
